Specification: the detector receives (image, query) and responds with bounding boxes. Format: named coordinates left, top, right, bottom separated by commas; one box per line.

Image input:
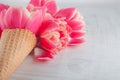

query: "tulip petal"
left=55, top=8, right=77, bottom=21
left=68, top=20, right=84, bottom=31
left=34, top=47, right=53, bottom=61
left=0, top=3, right=9, bottom=12
left=20, top=8, right=29, bottom=28
left=27, top=10, right=43, bottom=34
left=70, top=31, right=85, bottom=38
left=43, top=13, right=54, bottom=21
left=0, top=10, right=6, bottom=29
left=39, top=20, right=58, bottom=34
left=40, top=38, right=57, bottom=52
left=4, top=7, right=13, bottom=28
left=29, top=0, right=58, bottom=15
left=68, top=38, right=85, bottom=46
left=45, top=0, right=58, bottom=15
left=7, top=7, right=22, bottom=28
left=29, top=0, right=43, bottom=6
left=34, top=52, right=53, bottom=61
left=71, top=11, right=83, bottom=20
left=4, top=7, right=29, bottom=29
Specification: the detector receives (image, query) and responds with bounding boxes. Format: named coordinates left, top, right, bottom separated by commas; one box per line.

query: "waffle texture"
left=0, top=29, right=36, bottom=80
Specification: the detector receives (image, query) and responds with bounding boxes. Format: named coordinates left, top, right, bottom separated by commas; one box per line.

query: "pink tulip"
left=33, top=8, right=85, bottom=60
left=55, top=8, right=85, bottom=45
left=28, top=0, right=58, bottom=15
left=0, top=6, right=44, bottom=34
left=28, top=1, right=85, bottom=60
left=39, top=19, right=69, bottom=53
left=34, top=19, right=69, bottom=60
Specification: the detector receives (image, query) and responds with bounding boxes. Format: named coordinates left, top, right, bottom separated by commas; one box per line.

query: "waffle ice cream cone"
left=0, top=29, right=37, bottom=80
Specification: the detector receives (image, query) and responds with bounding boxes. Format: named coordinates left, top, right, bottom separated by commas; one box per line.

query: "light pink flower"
left=0, top=6, right=44, bottom=34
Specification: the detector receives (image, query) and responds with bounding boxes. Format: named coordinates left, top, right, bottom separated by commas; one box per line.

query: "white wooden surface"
left=1, top=0, right=120, bottom=80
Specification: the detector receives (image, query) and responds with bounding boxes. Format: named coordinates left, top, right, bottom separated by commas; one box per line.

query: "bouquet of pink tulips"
left=0, top=0, right=85, bottom=79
